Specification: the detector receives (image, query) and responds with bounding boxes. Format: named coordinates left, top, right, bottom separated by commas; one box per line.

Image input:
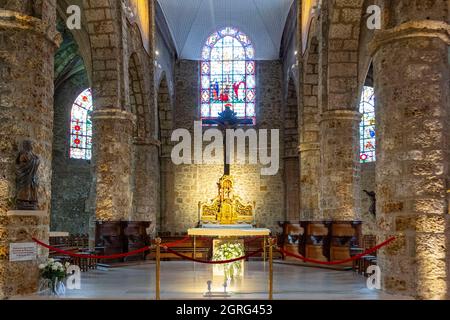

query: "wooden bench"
left=49, top=233, right=99, bottom=272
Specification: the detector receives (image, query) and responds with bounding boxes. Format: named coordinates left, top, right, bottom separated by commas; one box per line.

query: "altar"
left=188, top=174, right=271, bottom=278
left=187, top=108, right=271, bottom=279
left=188, top=226, right=271, bottom=260
left=188, top=226, right=271, bottom=250
left=188, top=226, right=270, bottom=278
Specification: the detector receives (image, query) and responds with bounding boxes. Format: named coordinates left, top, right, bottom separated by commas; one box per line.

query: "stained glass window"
left=70, top=88, right=93, bottom=160
left=359, top=86, right=376, bottom=163
left=201, top=27, right=256, bottom=124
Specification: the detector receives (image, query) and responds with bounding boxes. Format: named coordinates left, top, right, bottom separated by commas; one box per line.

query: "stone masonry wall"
left=161, top=60, right=285, bottom=234
left=51, top=74, right=92, bottom=235
left=360, top=162, right=376, bottom=235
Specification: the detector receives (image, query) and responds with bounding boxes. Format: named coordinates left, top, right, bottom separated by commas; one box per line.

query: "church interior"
left=0, top=0, right=449, bottom=301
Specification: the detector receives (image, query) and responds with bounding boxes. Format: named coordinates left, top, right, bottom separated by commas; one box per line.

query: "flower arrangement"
left=38, top=258, right=69, bottom=295
left=212, top=242, right=245, bottom=280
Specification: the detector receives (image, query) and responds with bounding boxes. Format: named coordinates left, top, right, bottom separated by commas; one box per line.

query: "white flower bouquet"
left=212, top=242, right=245, bottom=280
left=38, top=258, right=70, bottom=295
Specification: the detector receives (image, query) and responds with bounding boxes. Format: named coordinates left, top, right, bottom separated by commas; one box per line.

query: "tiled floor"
left=17, top=261, right=411, bottom=300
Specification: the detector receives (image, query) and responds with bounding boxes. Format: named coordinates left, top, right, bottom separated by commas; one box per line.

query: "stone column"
left=0, top=2, right=59, bottom=297
left=299, top=142, right=320, bottom=220
left=92, top=109, right=135, bottom=221
left=284, top=156, right=300, bottom=221
left=319, top=110, right=361, bottom=220
left=159, top=156, right=174, bottom=233
left=370, top=20, right=450, bottom=299
left=132, top=138, right=160, bottom=227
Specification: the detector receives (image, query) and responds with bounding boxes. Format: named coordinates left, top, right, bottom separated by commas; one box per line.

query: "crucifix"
left=202, top=105, right=253, bottom=175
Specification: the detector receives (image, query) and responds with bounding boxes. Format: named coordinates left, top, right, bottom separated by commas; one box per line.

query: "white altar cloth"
left=187, top=227, right=270, bottom=237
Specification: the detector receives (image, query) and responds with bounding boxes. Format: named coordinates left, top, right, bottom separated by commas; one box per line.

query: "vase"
left=38, top=278, right=66, bottom=296
left=52, top=278, right=66, bottom=296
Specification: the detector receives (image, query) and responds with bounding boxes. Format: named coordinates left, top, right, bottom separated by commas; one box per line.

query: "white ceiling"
left=157, top=0, right=294, bottom=60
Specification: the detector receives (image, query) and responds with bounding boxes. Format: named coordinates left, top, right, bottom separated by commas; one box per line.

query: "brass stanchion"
left=268, top=237, right=275, bottom=300
left=263, top=236, right=267, bottom=262
left=155, top=237, right=161, bottom=300
left=193, top=235, right=196, bottom=260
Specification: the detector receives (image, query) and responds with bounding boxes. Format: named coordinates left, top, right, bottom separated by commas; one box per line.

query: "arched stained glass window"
left=201, top=27, right=256, bottom=124
left=359, top=86, right=376, bottom=163
left=70, top=88, right=93, bottom=160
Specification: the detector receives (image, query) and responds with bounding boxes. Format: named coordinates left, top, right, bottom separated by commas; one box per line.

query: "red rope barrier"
left=159, top=236, right=190, bottom=248
left=33, top=235, right=265, bottom=261
left=276, top=236, right=396, bottom=266
left=163, top=247, right=264, bottom=264
left=33, top=238, right=151, bottom=260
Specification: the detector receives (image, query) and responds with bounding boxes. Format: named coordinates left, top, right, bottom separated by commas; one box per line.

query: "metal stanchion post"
left=263, top=236, right=267, bottom=262
left=155, top=237, right=161, bottom=300
left=268, top=237, right=274, bottom=300
left=193, top=235, right=196, bottom=259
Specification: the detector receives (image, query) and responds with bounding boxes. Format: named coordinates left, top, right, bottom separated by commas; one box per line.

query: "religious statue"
left=199, top=175, right=254, bottom=225
left=16, top=140, right=40, bottom=210
left=363, top=190, right=376, bottom=217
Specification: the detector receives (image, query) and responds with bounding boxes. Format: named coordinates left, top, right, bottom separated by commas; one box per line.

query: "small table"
left=187, top=227, right=271, bottom=261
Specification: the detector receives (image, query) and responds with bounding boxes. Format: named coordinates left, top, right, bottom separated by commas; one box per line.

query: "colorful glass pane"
left=70, top=88, right=93, bottom=160
left=201, top=27, right=256, bottom=124
left=201, top=62, right=210, bottom=74
left=359, top=86, right=376, bottom=163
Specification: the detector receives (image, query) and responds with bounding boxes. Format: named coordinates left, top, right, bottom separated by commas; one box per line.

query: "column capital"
left=91, top=108, right=136, bottom=123
left=298, top=142, right=320, bottom=153
left=320, top=110, right=361, bottom=123
left=369, top=20, right=450, bottom=56
left=0, top=10, right=61, bottom=47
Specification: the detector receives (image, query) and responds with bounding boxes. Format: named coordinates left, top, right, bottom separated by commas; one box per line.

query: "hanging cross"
left=202, top=106, right=253, bottom=175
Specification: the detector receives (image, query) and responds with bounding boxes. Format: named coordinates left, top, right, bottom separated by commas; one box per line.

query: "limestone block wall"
left=51, top=75, right=92, bottom=235
left=160, top=60, right=285, bottom=234
left=360, top=162, right=376, bottom=235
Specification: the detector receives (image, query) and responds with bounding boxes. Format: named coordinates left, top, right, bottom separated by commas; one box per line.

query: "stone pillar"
left=299, top=35, right=320, bottom=221
left=299, top=142, right=320, bottom=220
left=370, top=20, right=450, bottom=299
left=159, top=156, right=174, bottom=233
left=284, top=156, right=300, bottom=221
left=132, top=138, right=160, bottom=227
left=319, top=110, right=361, bottom=220
left=92, top=109, right=135, bottom=221
left=0, top=2, right=59, bottom=297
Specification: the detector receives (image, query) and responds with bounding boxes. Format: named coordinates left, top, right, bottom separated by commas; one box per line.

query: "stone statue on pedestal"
left=15, top=140, right=40, bottom=210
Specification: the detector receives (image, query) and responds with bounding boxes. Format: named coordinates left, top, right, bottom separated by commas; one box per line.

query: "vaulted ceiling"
left=157, top=0, right=295, bottom=60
